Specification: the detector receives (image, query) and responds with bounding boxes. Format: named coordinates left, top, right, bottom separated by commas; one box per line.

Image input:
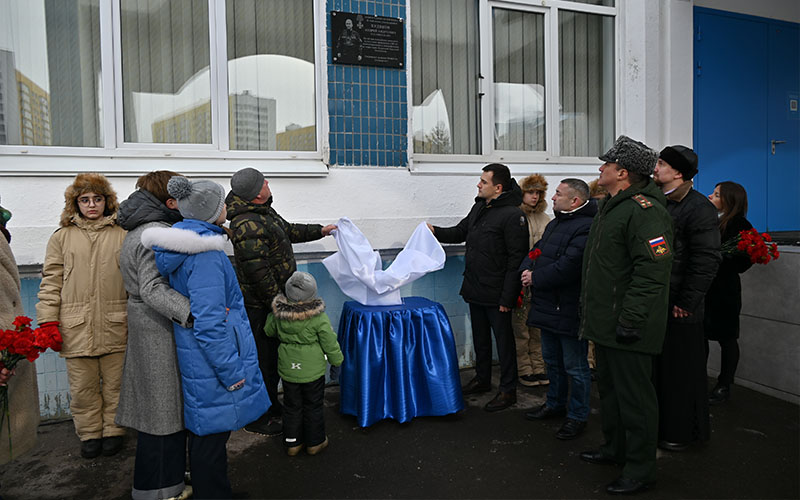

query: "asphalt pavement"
left=1, top=367, right=797, bottom=499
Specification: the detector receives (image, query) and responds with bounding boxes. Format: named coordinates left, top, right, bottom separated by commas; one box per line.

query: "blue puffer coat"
left=142, top=219, right=269, bottom=436
left=520, top=199, right=597, bottom=336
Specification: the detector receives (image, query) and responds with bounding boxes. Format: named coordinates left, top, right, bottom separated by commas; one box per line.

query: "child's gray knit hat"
left=285, top=271, right=318, bottom=302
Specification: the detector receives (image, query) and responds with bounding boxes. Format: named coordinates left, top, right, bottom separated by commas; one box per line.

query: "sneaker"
left=518, top=374, right=539, bottom=387
left=244, top=416, right=283, bottom=437
left=534, top=373, right=550, bottom=386
left=306, top=437, right=329, bottom=456
left=80, top=438, right=102, bottom=459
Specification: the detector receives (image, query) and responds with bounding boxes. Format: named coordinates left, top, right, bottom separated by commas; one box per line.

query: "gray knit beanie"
left=167, top=177, right=225, bottom=224
left=599, top=135, right=659, bottom=177
left=285, top=271, right=318, bottom=302
left=230, top=167, right=265, bottom=201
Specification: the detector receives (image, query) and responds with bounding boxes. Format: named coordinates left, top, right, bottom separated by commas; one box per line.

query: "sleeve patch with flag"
left=648, top=235, right=670, bottom=258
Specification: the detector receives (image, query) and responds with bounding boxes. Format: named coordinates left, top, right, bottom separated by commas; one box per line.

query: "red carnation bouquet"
left=516, top=248, right=543, bottom=307
left=0, top=316, right=62, bottom=457
left=721, top=228, right=780, bottom=265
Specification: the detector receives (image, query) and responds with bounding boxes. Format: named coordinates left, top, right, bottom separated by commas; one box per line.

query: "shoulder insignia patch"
left=632, top=194, right=653, bottom=209
left=520, top=215, right=526, bottom=226
left=648, top=235, right=670, bottom=258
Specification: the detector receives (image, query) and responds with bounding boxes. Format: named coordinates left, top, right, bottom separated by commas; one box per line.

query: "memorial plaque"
left=331, top=11, right=404, bottom=68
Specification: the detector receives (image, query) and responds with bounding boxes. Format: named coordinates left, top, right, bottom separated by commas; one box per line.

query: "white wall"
left=695, top=0, right=800, bottom=23
left=3, top=168, right=603, bottom=266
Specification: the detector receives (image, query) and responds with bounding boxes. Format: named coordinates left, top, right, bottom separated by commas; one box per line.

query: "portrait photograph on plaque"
left=331, top=11, right=404, bottom=68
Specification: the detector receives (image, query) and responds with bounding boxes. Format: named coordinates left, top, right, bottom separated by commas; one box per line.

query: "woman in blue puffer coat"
left=142, top=176, right=269, bottom=499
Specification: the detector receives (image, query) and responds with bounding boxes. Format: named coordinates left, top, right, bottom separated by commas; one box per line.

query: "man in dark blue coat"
left=429, top=164, right=529, bottom=412
left=520, top=179, right=596, bottom=440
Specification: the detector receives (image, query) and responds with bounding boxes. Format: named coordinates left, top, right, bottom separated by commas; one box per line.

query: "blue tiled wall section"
left=21, top=254, right=474, bottom=419
left=326, top=0, right=408, bottom=166
left=20, top=278, right=71, bottom=420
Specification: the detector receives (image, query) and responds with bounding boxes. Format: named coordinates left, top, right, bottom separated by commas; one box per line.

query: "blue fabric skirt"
left=338, top=297, right=464, bottom=427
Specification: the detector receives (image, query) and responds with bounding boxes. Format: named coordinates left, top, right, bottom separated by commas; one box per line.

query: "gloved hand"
left=615, top=324, right=641, bottom=345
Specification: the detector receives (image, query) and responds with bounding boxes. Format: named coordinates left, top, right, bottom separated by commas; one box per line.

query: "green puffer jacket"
left=264, top=294, right=344, bottom=384
left=226, top=192, right=323, bottom=310
left=579, top=180, right=674, bottom=354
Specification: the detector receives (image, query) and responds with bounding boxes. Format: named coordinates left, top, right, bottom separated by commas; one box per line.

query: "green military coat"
left=579, top=180, right=674, bottom=354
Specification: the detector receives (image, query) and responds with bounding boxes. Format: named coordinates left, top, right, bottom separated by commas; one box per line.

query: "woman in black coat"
left=704, top=181, right=753, bottom=404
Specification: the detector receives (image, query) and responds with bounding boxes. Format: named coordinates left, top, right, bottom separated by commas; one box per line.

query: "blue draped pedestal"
left=338, top=297, right=464, bottom=427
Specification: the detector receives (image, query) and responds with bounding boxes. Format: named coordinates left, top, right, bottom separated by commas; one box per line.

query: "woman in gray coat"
left=115, top=171, right=192, bottom=500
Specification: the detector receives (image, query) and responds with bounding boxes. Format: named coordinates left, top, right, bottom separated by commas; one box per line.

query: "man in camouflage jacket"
left=226, top=167, right=336, bottom=435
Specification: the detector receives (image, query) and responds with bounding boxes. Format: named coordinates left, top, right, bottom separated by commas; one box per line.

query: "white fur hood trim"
left=141, top=226, right=227, bottom=254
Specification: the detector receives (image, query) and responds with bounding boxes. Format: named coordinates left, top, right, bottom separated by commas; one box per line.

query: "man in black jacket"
left=652, top=145, right=721, bottom=451
left=521, top=179, right=596, bottom=440
left=428, top=164, right=529, bottom=412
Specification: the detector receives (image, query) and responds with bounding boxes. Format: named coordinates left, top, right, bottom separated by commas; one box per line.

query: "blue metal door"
left=767, top=24, right=800, bottom=231
left=694, top=8, right=800, bottom=232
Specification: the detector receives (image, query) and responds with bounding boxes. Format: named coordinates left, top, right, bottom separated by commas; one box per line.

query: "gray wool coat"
left=115, top=214, right=192, bottom=435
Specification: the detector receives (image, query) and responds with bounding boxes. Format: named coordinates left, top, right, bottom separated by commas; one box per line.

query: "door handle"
left=771, top=140, right=786, bottom=155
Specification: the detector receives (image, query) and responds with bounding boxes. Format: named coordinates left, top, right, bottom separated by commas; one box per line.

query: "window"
left=0, top=0, right=320, bottom=158
left=120, top=0, right=212, bottom=145
left=410, top=0, right=616, bottom=161
left=0, top=0, right=102, bottom=147
left=226, top=0, right=316, bottom=151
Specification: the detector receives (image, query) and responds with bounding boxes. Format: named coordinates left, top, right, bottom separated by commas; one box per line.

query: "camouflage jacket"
left=226, top=192, right=323, bottom=310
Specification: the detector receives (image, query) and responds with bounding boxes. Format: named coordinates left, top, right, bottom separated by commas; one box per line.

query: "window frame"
left=409, top=0, right=619, bottom=173
left=0, top=0, right=329, bottom=175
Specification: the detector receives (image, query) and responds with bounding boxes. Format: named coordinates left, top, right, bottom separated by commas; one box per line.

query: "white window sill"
left=409, top=158, right=602, bottom=176
left=0, top=154, right=329, bottom=177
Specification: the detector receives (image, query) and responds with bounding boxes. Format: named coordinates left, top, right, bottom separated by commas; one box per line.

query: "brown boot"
left=484, top=391, right=516, bottom=412
left=306, top=437, right=329, bottom=456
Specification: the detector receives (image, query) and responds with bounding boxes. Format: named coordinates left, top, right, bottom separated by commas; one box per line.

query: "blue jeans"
left=540, top=330, right=591, bottom=421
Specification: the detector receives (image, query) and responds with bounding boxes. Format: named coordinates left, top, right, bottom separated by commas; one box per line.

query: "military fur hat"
left=60, top=173, right=120, bottom=227
left=598, top=135, right=659, bottom=177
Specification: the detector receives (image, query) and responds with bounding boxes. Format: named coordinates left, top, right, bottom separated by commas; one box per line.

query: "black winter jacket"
left=521, top=199, right=597, bottom=336
left=704, top=215, right=753, bottom=340
left=434, top=184, right=529, bottom=308
left=664, top=181, right=721, bottom=322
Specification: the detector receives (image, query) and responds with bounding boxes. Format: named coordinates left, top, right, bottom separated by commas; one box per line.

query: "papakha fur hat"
left=598, top=135, right=659, bottom=178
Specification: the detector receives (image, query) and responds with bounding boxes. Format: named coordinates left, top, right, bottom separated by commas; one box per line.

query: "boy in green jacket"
left=265, top=272, right=343, bottom=456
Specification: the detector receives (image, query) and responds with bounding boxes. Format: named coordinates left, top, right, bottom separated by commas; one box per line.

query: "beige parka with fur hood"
left=519, top=173, right=551, bottom=248
left=36, top=173, right=128, bottom=358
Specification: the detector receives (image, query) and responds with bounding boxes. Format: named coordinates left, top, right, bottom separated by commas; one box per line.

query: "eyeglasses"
left=77, top=195, right=105, bottom=206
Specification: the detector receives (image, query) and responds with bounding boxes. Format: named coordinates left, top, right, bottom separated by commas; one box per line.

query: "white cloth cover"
left=323, top=218, right=446, bottom=306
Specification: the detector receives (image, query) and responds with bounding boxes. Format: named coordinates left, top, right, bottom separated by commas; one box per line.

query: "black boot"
left=709, top=384, right=730, bottom=405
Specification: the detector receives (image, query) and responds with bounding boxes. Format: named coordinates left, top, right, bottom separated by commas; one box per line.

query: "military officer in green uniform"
left=578, top=136, right=674, bottom=495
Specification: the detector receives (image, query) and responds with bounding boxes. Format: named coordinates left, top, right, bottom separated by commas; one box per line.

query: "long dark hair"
left=717, top=181, right=748, bottom=234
